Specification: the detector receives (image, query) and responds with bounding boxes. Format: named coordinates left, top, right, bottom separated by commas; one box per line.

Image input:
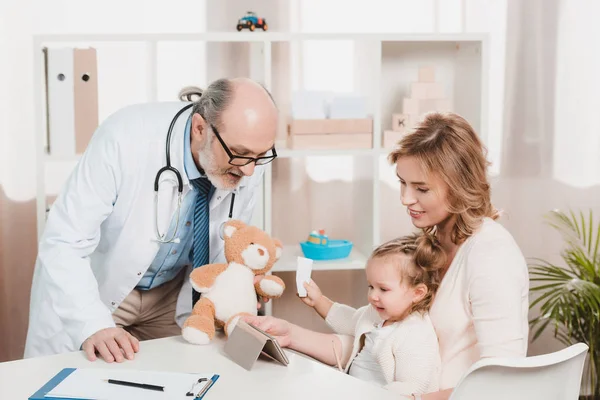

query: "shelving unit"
left=33, top=31, right=489, bottom=275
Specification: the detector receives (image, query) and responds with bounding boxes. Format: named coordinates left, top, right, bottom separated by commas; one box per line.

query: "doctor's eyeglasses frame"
left=210, top=123, right=277, bottom=167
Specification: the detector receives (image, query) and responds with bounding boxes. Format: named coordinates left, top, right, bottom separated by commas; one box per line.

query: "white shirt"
left=327, top=303, right=440, bottom=396
left=349, top=321, right=398, bottom=386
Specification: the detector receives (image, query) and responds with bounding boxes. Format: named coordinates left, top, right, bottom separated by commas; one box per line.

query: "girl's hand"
left=300, top=279, right=323, bottom=307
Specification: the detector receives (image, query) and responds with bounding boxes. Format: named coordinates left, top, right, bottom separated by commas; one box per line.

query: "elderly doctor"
left=24, top=77, right=278, bottom=362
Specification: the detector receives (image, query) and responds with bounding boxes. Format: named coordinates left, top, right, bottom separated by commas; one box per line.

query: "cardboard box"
left=288, top=118, right=373, bottom=135
left=287, top=132, right=372, bottom=150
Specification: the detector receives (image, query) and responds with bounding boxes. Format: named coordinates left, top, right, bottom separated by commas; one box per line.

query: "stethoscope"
left=153, top=103, right=236, bottom=244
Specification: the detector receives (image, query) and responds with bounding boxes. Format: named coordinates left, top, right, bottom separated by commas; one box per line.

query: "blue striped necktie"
left=191, top=177, right=213, bottom=306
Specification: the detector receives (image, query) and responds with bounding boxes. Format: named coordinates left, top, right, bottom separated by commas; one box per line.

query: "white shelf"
left=277, top=148, right=376, bottom=158
left=35, top=32, right=487, bottom=44
left=272, top=245, right=368, bottom=273
left=34, top=32, right=489, bottom=278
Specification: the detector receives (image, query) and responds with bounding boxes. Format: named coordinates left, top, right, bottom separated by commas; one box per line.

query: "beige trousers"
left=112, top=268, right=186, bottom=341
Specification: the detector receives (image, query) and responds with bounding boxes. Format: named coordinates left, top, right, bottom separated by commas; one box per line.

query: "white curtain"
left=501, top=0, right=600, bottom=364
left=503, top=0, right=600, bottom=186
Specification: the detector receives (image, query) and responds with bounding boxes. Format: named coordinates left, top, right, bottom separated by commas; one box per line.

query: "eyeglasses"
left=210, top=123, right=277, bottom=167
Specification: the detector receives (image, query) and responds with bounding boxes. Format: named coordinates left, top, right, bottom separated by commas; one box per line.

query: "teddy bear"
left=182, top=219, right=286, bottom=345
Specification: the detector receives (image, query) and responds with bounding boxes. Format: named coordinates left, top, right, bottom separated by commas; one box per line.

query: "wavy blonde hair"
left=370, top=233, right=446, bottom=314
left=388, top=112, right=499, bottom=244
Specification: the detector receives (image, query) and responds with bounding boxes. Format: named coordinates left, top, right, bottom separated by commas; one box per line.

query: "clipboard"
left=29, top=368, right=83, bottom=400
left=28, top=368, right=219, bottom=400
left=224, top=320, right=289, bottom=371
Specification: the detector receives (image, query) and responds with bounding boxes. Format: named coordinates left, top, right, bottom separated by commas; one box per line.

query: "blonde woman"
left=388, top=112, right=529, bottom=400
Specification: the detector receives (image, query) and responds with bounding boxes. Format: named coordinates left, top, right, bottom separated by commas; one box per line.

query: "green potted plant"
left=529, top=210, right=600, bottom=399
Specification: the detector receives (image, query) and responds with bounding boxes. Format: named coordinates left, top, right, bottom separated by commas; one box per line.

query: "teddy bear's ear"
left=273, top=238, right=283, bottom=260
left=223, top=220, right=246, bottom=238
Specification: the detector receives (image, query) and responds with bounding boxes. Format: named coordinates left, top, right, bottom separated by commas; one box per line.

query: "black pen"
left=104, top=379, right=164, bottom=392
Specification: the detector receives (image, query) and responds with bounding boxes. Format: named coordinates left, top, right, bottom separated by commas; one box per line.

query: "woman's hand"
left=241, top=315, right=293, bottom=348
left=300, top=279, right=323, bottom=307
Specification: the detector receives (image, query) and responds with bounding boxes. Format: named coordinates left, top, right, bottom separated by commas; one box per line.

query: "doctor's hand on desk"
left=82, top=327, right=140, bottom=363
left=241, top=315, right=292, bottom=348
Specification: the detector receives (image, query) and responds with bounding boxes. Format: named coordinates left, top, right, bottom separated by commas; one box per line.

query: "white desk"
left=0, top=334, right=398, bottom=399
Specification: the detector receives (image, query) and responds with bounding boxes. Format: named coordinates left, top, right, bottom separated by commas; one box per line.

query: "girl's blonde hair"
left=388, top=112, right=499, bottom=244
left=370, top=233, right=446, bottom=314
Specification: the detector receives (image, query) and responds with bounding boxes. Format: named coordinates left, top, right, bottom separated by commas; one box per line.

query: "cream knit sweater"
left=429, top=217, right=529, bottom=389
left=326, top=303, right=441, bottom=396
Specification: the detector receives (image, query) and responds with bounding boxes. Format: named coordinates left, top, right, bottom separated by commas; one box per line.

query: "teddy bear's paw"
left=182, top=315, right=215, bottom=345
left=189, top=278, right=210, bottom=294
left=259, top=278, right=285, bottom=297
left=225, top=316, right=241, bottom=337
left=182, top=326, right=212, bottom=345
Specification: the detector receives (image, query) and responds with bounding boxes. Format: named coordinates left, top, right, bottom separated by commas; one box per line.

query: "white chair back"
left=449, top=343, right=589, bottom=400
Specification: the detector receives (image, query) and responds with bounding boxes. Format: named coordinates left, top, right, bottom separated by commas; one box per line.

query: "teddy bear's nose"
left=258, top=248, right=265, bottom=256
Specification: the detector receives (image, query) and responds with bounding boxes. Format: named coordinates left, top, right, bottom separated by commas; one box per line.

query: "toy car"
left=236, top=11, right=268, bottom=32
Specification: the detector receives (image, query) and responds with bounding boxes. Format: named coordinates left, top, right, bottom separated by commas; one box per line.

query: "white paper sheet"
left=296, top=256, right=313, bottom=297
left=46, top=368, right=215, bottom=400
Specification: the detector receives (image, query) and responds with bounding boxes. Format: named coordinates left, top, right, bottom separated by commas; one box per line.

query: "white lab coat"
left=24, top=102, right=264, bottom=358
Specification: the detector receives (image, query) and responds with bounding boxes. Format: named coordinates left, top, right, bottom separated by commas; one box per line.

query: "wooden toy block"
left=410, top=82, right=445, bottom=100
left=403, top=98, right=419, bottom=115
left=408, top=114, right=422, bottom=129
left=391, top=113, right=408, bottom=132
left=288, top=118, right=373, bottom=135
left=287, top=132, right=372, bottom=150
left=403, top=98, right=452, bottom=115
left=383, top=130, right=406, bottom=148
left=418, top=66, right=436, bottom=83
left=435, top=98, right=452, bottom=112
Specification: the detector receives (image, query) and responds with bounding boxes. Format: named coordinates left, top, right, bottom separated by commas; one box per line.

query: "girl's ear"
left=412, top=283, right=429, bottom=304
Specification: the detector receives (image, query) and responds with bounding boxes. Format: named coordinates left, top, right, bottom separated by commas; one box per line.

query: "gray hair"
left=178, top=79, right=233, bottom=128
left=178, top=78, right=277, bottom=128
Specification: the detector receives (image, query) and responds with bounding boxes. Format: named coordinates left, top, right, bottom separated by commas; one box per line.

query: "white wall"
left=3, top=0, right=598, bottom=365
left=0, top=0, right=209, bottom=203
left=0, top=0, right=210, bottom=362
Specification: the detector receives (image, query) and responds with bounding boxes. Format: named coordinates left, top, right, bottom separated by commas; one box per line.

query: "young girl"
left=243, top=233, right=446, bottom=397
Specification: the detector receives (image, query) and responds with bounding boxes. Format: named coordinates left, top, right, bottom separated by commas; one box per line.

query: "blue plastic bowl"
left=300, top=240, right=353, bottom=261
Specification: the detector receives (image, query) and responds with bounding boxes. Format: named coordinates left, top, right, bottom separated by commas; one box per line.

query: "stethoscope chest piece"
left=152, top=103, right=237, bottom=245
left=153, top=103, right=193, bottom=244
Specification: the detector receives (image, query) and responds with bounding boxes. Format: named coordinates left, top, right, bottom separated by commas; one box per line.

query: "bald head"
left=220, top=77, right=278, bottom=142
